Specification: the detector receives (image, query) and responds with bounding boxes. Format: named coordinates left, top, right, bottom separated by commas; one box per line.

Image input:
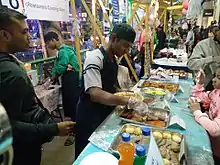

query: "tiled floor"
left=41, top=136, right=75, bottom=165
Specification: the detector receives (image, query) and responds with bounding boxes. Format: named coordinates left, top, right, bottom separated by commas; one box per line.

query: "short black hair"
left=0, top=7, right=27, bottom=30
left=44, top=32, right=59, bottom=43
left=111, top=24, right=136, bottom=43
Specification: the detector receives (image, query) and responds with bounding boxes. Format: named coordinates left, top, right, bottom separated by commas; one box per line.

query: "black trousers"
left=214, top=155, right=220, bottom=165
left=61, top=71, right=80, bottom=121
left=13, top=145, right=41, bottom=165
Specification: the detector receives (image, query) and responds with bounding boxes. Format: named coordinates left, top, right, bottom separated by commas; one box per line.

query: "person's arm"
left=84, top=52, right=129, bottom=106
left=192, top=84, right=211, bottom=104
left=51, top=49, right=69, bottom=77
left=194, top=111, right=220, bottom=137
left=1, top=76, right=58, bottom=144
left=187, top=43, right=213, bottom=71
left=89, top=87, right=129, bottom=106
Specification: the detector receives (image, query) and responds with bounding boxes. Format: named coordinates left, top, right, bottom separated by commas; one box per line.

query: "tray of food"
left=109, top=124, right=187, bottom=165
left=151, top=69, right=188, bottom=79
left=114, top=91, right=144, bottom=101
left=118, top=107, right=170, bottom=128
left=141, top=87, right=168, bottom=98
left=152, top=129, right=187, bottom=165
left=109, top=124, right=149, bottom=153
left=138, top=80, right=180, bottom=93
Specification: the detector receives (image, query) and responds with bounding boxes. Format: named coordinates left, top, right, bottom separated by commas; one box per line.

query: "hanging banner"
left=24, top=0, right=69, bottom=21
left=1, top=0, right=69, bottom=21
left=111, top=0, right=120, bottom=25
left=1, top=0, right=25, bottom=14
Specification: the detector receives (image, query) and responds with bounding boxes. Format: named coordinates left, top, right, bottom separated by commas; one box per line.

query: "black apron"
left=61, top=70, right=80, bottom=121
left=75, top=47, right=118, bottom=158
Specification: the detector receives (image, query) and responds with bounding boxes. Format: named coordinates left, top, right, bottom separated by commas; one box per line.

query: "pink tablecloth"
left=35, top=85, right=61, bottom=113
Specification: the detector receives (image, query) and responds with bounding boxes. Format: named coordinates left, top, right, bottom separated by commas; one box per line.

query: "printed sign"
left=1, top=0, right=69, bottom=21
left=1, top=0, right=25, bottom=14
left=145, top=135, right=164, bottom=165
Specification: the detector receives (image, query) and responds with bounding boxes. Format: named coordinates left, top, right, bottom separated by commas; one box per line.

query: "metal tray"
left=109, top=123, right=147, bottom=153
left=109, top=124, right=187, bottom=165
left=118, top=107, right=171, bottom=129
left=138, top=80, right=180, bottom=94
left=140, top=87, right=168, bottom=100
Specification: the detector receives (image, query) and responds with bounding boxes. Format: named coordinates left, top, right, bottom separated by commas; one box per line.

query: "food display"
left=152, top=130, right=184, bottom=165
left=140, top=81, right=179, bottom=93
left=110, top=124, right=186, bottom=165
left=142, top=87, right=168, bottom=97
left=114, top=92, right=144, bottom=101
left=119, top=107, right=170, bottom=128
left=110, top=124, right=148, bottom=152
left=151, top=69, right=188, bottom=79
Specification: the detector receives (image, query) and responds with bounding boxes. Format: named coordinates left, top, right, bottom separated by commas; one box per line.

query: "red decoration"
left=183, top=0, right=188, bottom=10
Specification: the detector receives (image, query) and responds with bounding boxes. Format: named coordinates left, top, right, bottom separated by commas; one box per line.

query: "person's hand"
left=57, top=121, right=76, bottom=136
left=195, top=69, right=205, bottom=85
left=67, top=64, right=73, bottom=71
left=188, top=98, right=201, bottom=113
left=128, top=97, right=149, bottom=115
left=51, top=75, right=58, bottom=82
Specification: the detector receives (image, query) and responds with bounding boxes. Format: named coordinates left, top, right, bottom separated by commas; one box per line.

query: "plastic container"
left=118, top=133, right=135, bottom=165
left=141, top=127, right=151, bottom=149
left=133, top=145, right=147, bottom=165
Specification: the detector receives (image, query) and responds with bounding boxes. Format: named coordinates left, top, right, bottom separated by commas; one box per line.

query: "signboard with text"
left=1, top=0, right=25, bottom=14
left=1, top=0, right=69, bottom=21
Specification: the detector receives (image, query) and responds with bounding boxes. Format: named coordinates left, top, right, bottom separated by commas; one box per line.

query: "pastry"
left=163, top=131, right=172, bottom=139
left=153, top=131, right=163, bottom=139
left=172, top=134, right=182, bottom=143
left=163, top=158, right=171, bottom=165
left=171, top=141, right=180, bottom=152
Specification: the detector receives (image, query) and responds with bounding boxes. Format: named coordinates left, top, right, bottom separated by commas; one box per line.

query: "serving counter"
left=73, top=78, right=214, bottom=165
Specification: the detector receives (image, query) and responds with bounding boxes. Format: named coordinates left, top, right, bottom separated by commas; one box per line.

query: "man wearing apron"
left=75, top=24, right=148, bottom=158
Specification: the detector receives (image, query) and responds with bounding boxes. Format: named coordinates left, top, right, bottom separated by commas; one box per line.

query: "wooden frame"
left=80, top=0, right=140, bottom=82
left=70, top=0, right=82, bottom=72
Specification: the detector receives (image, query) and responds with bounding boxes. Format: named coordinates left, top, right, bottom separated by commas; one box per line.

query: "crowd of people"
left=1, top=6, right=220, bottom=165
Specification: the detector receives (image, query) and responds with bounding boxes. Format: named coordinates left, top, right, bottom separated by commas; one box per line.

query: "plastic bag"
left=186, top=0, right=203, bottom=19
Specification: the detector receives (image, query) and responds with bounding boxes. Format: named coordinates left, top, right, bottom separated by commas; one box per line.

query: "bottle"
left=141, top=127, right=151, bottom=149
left=118, top=132, right=135, bottom=165
left=133, top=145, right=147, bottom=165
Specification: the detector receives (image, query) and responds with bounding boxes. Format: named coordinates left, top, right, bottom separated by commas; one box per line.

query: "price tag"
left=145, top=135, right=164, bottom=165
left=169, top=115, right=186, bottom=130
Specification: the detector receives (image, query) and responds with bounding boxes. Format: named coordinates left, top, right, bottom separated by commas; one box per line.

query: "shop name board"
left=1, top=0, right=69, bottom=21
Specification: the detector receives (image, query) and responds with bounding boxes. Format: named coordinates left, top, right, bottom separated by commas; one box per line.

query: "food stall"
left=73, top=74, right=214, bottom=165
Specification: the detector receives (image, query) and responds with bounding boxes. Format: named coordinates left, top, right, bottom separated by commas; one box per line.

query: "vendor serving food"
left=75, top=24, right=149, bottom=158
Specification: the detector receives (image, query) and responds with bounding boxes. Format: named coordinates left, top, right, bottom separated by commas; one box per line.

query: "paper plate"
left=79, top=152, right=118, bottom=165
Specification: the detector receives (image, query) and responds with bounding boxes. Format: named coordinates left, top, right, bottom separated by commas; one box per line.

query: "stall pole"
left=128, top=2, right=141, bottom=24
left=135, top=16, right=145, bottom=32
left=92, top=0, right=96, bottom=46
left=37, top=21, right=48, bottom=58
left=164, top=9, right=167, bottom=33
left=124, top=55, right=139, bottom=82
left=81, top=0, right=105, bottom=44
left=97, top=0, right=113, bottom=28
left=144, top=5, right=150, bottom=75
left=70, top=0, right=82, bottom=72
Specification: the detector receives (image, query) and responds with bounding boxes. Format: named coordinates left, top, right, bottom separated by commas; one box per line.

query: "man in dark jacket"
left=0, top=7, right=75, bottom=165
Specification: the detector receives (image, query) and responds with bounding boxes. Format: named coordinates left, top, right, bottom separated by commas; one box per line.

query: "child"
left=189, top=67, right=220, bottom=164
